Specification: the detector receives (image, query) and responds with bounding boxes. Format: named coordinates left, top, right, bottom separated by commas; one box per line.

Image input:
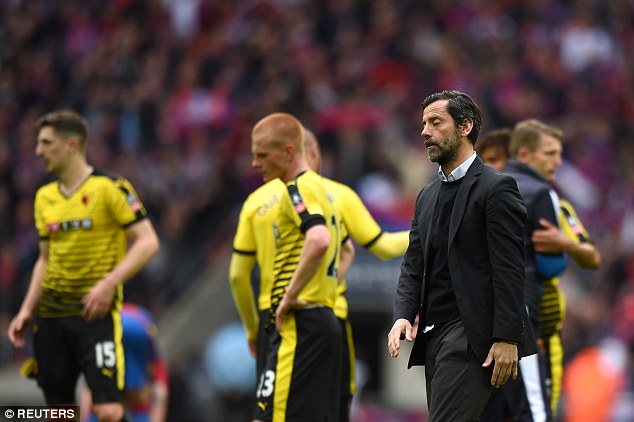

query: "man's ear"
left=67, top=136, right=80, bottom=152
left=461, top=120, right=473, bottom=138
left=284, top=144, right=295, bottom=161
left=516, top=146, right=530, bottom=162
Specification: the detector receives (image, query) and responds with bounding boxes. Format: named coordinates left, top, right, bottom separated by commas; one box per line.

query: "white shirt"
left=437, top=152, right=477, bottom=182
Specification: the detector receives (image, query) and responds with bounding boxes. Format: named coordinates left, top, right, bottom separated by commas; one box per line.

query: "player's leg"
left=517, top=352, right=553, bottom=422
left=255, top=310, right=271, bottom=385
left=32, top=316, right=80, bottom=405
left=283, top=308, right=342, bottom=422
left=338, top=317, right=355, bottom=422
left=548, top=332, right=564, bottom=416
left=254, top=308, right=342, bottom=422
left=79, top=310, right=127, bottom=422
left=253, top=323, right=282, bottom=422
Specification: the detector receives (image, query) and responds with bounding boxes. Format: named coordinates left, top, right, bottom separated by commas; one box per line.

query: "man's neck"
left=59, top=160, right=93, bottom=195
left=282, top=161, right=310, bottom=183
left=441, top=145, right=474, bottom=176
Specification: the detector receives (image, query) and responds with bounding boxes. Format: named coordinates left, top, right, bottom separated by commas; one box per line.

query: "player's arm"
left=565, top=241, right=601, bottom=269
left=532, top=219, right=600, bottom=269
left=340, top=186, right=409, bottom=260
left=8, top=240, right=48, bottom=348
left=275, top=224, right=330, bottom=330
left=82, top=219, right=160, bottom=321
left=367, top=231, right=409, bottom=260
left=338, top=238, right=355, bottom=283
left=228, top=252, right=259, bottom=346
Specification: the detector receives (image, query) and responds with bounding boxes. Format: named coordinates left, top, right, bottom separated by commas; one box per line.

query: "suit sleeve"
left=487, top=176, right=527, bottom=343
left=393, top=189, right=425, bottom=324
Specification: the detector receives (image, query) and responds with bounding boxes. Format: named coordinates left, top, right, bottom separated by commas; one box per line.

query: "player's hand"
left=82, top=278, right=117, bottom=322
left=531, top=218, right=567, bottom=253
left=248, top=340, right=257, bottom=358
left=387, top=318, right=414, bottom=358
left=275, top=295, right=308, bottom=331
left=7, top=311, right=33, bottom=348
left=482, top=341, right=518, bottom=388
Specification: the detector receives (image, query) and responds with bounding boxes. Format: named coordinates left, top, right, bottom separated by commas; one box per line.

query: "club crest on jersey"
left=127, top=193, right=141, bottom=212
left=291, top=191, right=306, bottom=213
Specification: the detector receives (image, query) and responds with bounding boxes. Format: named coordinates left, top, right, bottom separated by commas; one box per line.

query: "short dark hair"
left=36, top=110, right=88, bottom=149
left=421, top=90, right=482, bottom=145
left=476, top=128, right=512, bottom=158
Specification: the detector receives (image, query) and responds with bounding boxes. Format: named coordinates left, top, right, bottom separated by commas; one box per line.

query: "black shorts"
left=338, top=317, right=356, bottom=422
left=33, top=312, right=125, bottom=404
left=254, top=307, right=342, bottom=422
left=256, top=309, right=271, bottom=383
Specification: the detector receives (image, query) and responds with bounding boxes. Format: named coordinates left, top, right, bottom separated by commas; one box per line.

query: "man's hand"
left=275, top=295, right=308, bottom=331
left=7, top=311, right=33, bottom=348
left=387, top=318, right=414, bottom=358
left=532, top=218, right=569, bottom=253
left=482, top=341, right=518, bottom=388
left=249, top=340, right=257, bottom=358
left=411, top=314, right=420, bottom=340
left=82, top=279, right=117, bottom=322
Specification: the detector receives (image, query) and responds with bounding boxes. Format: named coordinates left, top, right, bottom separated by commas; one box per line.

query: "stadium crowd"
left=1, top=0, right=634, bottom=419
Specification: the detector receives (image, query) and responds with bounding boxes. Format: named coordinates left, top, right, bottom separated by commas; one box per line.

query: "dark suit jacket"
left=394, top=155, right=537, bottom=367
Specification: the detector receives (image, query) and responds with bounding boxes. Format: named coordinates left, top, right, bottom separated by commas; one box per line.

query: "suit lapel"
left=448, top=157, right=483, bottom=246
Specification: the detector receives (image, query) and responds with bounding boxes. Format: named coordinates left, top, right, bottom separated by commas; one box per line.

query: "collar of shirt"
left=437, top=152, right=477, bottom=182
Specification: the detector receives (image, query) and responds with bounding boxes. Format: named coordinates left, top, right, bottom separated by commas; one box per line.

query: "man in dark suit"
left=387, top=90, right=537, bottom=421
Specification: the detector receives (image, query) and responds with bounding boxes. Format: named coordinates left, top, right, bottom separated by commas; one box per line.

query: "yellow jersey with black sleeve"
left=34, top=169, right=147, bottom=318
left=538, top=198, right=592, bottom=336
left=269, top=171, right=343, bottom=321
left=232, top=178, right=284, bottom=311
left=231, top=179, right=284, bottom=340
left=322, top=178, right=409, bottom=319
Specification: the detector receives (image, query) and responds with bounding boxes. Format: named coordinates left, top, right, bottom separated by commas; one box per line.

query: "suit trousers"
left=424, top=319, right=493, bottom=422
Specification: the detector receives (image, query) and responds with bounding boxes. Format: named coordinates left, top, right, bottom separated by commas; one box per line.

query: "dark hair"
left=36, top=110, right=88, bottom=149
left=476, top=128, right=512, bottom=158
left=421, top=90, right=482, bottom=145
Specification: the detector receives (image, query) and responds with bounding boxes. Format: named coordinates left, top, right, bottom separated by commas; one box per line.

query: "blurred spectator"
left=563, top=289, right=634, bottom=422
left=0, top=3, right=632, bottom=420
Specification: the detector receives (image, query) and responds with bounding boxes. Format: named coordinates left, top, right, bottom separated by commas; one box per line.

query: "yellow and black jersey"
left=270, top=171, right=344, bottom=316
left=232, top=178, right=284, bottom=311
left=539, top=199, right=592, bottom=336
left=34, top=169, right=147, bottom=317
left=322, top=178, right=386, bottom=319
left=322, top=178, right=409, bottom=319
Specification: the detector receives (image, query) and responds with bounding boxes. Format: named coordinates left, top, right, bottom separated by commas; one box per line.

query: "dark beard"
left=427, top=129, right=461, bottom=166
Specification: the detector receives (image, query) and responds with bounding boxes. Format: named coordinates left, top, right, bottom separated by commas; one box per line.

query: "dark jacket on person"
left=502, top=159, right=566, bottom=339
left=394, top=155, right=537, bottom=367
